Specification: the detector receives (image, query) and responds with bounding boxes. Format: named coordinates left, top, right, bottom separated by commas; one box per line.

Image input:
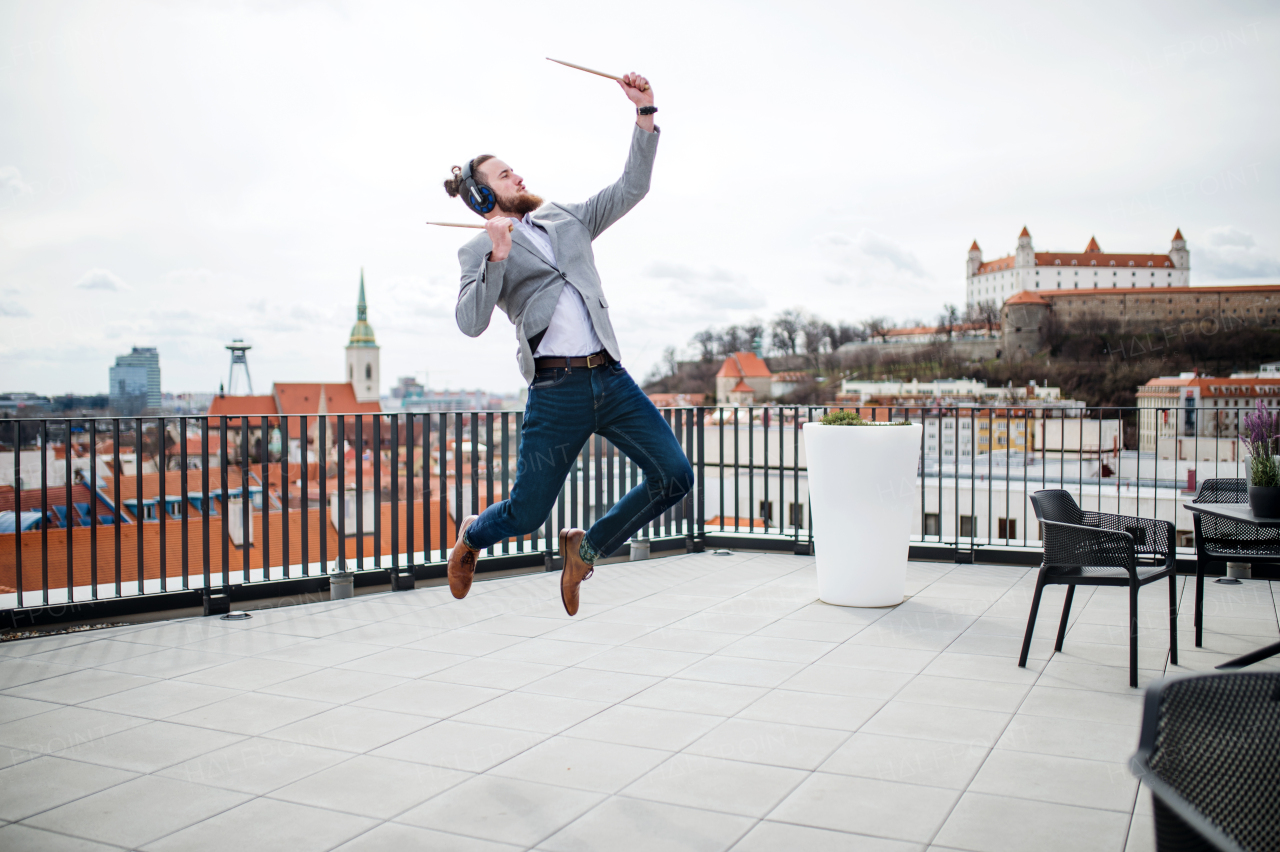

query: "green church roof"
left=348, top=269, right=377, bottom=347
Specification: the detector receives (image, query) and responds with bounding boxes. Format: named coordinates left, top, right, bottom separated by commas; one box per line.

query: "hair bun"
left=443, top=165, right=463, bottom=198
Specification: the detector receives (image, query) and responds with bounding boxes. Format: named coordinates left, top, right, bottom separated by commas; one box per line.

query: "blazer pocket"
left=599, top=295, right=609, bottom=308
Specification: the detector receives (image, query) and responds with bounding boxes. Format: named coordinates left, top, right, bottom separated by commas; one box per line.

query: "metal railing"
left=0, top=404, right=1259, bottom=623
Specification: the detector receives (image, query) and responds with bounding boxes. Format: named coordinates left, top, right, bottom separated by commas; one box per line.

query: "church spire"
left=348, top=268, right=376, bottom=347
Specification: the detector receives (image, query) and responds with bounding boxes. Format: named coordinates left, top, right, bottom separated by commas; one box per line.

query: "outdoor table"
left=1183, top=502, right=1280, bottom=670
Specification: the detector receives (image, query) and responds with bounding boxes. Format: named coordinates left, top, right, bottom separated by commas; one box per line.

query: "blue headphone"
left=456, top=160, right=497, bottom=216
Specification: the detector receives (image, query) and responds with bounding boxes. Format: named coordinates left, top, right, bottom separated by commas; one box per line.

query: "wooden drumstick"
left=546, top=57, right=650, bottom=91
left=425, top=221, right=514, bottom=232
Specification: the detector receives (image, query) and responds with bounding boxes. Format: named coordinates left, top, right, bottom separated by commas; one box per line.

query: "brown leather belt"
left=533, top=350, right=614, bottom=370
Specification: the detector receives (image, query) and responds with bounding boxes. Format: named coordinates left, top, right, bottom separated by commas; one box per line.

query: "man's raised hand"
left=618, top=72, right=653, bottom=107
left=486, top=217, right=513, bottom=262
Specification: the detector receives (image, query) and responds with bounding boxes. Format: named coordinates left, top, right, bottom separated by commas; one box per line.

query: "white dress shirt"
left=513, top=213, right=604, bottom=358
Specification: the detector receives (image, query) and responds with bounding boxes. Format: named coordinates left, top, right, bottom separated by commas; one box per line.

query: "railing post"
left=695, top=406, right=706, bottom=552
left=13, top=422, right=22, bottom=609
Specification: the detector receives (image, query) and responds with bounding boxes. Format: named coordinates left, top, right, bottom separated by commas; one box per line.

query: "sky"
left=2, top=0, right=1278, bottom=398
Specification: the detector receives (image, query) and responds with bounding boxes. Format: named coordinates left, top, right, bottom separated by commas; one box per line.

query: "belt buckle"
left=586, top=352, right=605, bottom=368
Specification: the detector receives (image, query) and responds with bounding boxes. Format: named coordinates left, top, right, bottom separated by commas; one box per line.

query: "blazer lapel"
left=530, top=210, right=561, bottom=267
left=510, top=225, right=558, bottom=272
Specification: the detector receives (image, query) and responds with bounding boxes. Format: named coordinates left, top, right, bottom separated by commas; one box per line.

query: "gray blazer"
left=455, top=124, right=660, bottom=384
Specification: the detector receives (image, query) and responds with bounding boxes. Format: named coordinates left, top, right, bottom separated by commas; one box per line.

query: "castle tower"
left=1014, top=226, right=1034, bottom=267
left=345, top=269, right=380, bottom=403
left=1013, top=226, right=1034, bottom=292
left=1170, top=228, right=1190, bottom=269
left=965, top=240, right=982, bottom=304
left=966, top=240, right=983, bottom=278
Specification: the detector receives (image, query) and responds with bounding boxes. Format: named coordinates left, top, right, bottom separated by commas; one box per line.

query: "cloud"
left=641, top=262, right=766, bottom=310
left=853, top=230, right=926, bottom=276
left=0, top=302, right=32, bottom=317
left=1196, top=227, right=1280, bottom=278
left=814, top=228, right=928, bottom=287
left=642, top=262, right=737, bottom=283
left=75, top=269, right=129, bottom=291
left=0, top=166, right=33, bottom=198
left=1205, top=226, right=1255, bottom=249
left=161, top=268, right=218, bottom=288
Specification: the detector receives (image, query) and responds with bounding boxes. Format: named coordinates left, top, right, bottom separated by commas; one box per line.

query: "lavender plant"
left=1241, top=400, right=1280, bottom=487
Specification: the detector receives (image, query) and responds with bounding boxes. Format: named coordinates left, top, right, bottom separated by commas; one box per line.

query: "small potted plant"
left=1241, top=400, right=1280, bottom=518
left=803, top=409, right=922, bottom=606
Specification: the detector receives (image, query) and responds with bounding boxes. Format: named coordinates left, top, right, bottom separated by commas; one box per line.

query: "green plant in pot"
left=820, top=410, right=912, bottom=426
left=1241, top=400, right=1280, bottom=518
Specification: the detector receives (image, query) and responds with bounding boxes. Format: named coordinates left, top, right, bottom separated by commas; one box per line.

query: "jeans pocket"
left=531, top=369, right=567, bottom=390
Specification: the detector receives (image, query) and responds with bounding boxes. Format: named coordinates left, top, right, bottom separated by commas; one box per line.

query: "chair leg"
left=1168, top=573, right=1178, bottom=667
left=1129, top=583, right=1139, bottom=689
left=1054, top=585, right=1075, bottom=652
left=1195, top=563, right=1205, bottom=648
left=1019, top=570, right=1048, bottom=668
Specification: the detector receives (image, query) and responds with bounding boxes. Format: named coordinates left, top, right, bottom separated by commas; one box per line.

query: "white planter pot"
left=803, top=422, right=923, bottom=607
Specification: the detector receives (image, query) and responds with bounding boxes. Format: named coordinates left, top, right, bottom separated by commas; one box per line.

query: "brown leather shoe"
left=559, top=528, right=595, bottom=617
left=447, top=515, right=480, bottom=599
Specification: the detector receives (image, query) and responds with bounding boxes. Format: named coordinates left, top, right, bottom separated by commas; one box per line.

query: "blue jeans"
left=463, top=362, right=693, bottom=559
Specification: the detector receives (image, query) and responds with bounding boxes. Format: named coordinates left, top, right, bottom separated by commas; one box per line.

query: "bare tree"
left=830, top=322, right=864, bottom=348
left=801, top=316, right=830, bottom=359
left=690, top=330, right=717, bottom=361
left=741, top=320, right=766, bottom=354
left=975, top=299, right=1000, bottom=332
left=771, top=309, right=804, bottom=355
left=662, top=346, right=679, bottom=377
left=862, top=316, right=893, bottom=344
left=716, top=325, right=746, bottom=356
left=936, top=303, right=960, bottom=341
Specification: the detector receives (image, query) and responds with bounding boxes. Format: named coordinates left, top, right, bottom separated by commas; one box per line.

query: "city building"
left=832, top=378, right=1096, bottom=465
left=391, top=376, right=426, bottom=401
left=395, top=389, right=506, bottom=412
left=161, top=392, right=214, bottom=415
left=715, top=351, right=773, bottom=405
left=647, top=393, right=707, bottom=408
left=838, top=377, right=1067, bottom=406
left=346, top=270, right=380, bottom=403
left=769, top=372, right=809, bottom=398
left=967, top=227, right=1190, bottom=307
left=1137, top=371, right=1280, bottom=458
left=0, top=393, right=51, bottom=415
left=108, top=346, right=161, bottom=414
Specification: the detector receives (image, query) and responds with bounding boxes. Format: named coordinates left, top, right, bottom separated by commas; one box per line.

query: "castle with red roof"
left=966, top=227, right=1190, bottom=307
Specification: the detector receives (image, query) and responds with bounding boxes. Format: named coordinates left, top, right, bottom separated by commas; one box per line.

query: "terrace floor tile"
left=6, top=552, right=1259, bottom=852
left=397, top=774, right=603, bottom=848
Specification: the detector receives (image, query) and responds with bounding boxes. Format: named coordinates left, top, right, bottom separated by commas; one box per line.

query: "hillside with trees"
left=644, top=304, right=1280, bottom=409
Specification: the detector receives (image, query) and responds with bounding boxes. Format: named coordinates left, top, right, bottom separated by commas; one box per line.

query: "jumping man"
left=443, top=72, right=691, bottom=616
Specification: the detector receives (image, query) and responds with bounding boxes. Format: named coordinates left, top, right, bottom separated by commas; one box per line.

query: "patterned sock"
left=579, top=535, right=600, bottom=566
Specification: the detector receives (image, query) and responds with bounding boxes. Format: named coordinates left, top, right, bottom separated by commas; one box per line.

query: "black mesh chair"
left=1191, top=478, right=1280, bottom=647
left=1130, top=671, right=1280, bottom=852
left=1021, top=490, right=1177, bottom=688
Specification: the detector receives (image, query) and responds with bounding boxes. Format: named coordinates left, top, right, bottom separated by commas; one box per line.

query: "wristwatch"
left=637, top=106, right=658, bottom=116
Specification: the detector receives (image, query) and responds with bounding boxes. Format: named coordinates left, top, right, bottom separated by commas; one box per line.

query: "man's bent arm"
left=455, top=245, right=505, bottom=337
left=561, top=124, right=660, bottom=241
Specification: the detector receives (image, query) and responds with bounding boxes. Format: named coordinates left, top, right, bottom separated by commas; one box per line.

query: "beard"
left=496, top=190, right=544, bottom=218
